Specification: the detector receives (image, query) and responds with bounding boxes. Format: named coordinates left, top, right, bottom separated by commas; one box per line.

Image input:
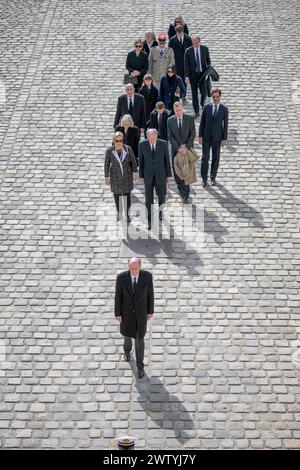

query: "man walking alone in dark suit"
left=139, top=128, right=172, bottom=230
left=184, top=35, right=211, bottom=118
left=199, top=88, right=228, bottom=187
left=115, top=257, right=154, bottom=379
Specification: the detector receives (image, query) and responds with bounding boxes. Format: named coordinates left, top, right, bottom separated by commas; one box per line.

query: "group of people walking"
left=109, top=16, right=230, bottom=378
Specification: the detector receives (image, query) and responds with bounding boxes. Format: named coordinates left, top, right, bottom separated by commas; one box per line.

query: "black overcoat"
left=115, top=270, right=154, bottom=339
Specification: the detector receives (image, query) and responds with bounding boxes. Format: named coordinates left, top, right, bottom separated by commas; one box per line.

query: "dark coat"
left=149, top=109, right=170, bottom=141
left=168, top=33, right=192, bottom=79
left=126, top=50, right=149, bottom=89
left=115, top=125, right=140, bottom=161
left=115, top=269, right=154, bottom=339
left=138, top=84, right=159, bottom=122
left=167, top=113, right=196, bottom=156
left=142, top=40, right=158, bottom=56
left=199, top=103, right=229, bottom=142
left=167, top=23, right=189, bottom=38
left=114, top=93, right=146, bottom=130
left=184, top=45, right=211, bottom=83
left=104, top=145, right=137, bottom=194
left=139, top=138, right=172, bottom=185
left=159, top=74, right=185, bottom=110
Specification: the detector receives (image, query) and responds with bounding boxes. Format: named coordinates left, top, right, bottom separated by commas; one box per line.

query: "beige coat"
left=148, top=46, right=175, bottom=86
left=174, top=148, right=200, bottom=185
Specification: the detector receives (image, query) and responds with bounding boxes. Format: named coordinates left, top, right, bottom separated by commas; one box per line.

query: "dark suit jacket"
left=168, top=34, right=192, bottom=78
left=168, top=23, right=189, bottom=38
left=142, top=40, right=158, bottom=56
left=149, top=109, right=170, bottom=141
left=114, top=93, right=146, bottom=129
left=138, top=84, right=159, bottom=121
left=138, top=139, right=172, bottom=185
left=184, top=45, right=211, bottom=82
left=115, top=269, right=154, bottom=339
left=115, top=125, right=140, bottom=160
left=199, top=103, right=229, bottom=142
left=167, top=113, right=196, bottom=156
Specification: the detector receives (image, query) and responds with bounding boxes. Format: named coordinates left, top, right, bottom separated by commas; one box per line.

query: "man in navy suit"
left=139, top=128, right=172, bottom=230
left=114, top=83, right=146, bottom=133
left=184, top=35, right=211, bottom=117
left=198, top=89, right=229, bottom=187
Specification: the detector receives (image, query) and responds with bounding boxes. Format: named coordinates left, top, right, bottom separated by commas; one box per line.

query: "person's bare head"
left=173, top=101, right=184, bottom=118
left=125, top=83, right=134, bottom=97
left=146, top=128, right=158, bottom=144
left=175, top=25, right=184, bottom=37
left=155, top=101, right=165, bottom=114
left=192, top=35, right=201, bottom=48
left=128, top=257, right=141, bottom=277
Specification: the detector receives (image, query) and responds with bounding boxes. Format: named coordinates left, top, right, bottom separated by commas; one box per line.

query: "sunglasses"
left=135, top=45, right=142, bottom=48
left=115, top=139, right=123, bottom=143
left=167, top=70, right=174, bottom=73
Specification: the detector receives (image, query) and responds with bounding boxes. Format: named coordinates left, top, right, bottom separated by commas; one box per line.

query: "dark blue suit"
left=139, top=139, right=172, bottom=224
left=199, top=103, right=229, bottom=182
left=184, top=45, right=211, bottom=113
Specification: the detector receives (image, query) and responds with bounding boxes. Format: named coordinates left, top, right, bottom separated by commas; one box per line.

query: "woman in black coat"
left=115, top=114, right=140, bottom=165
left=138, top=74, right=159, bottom=126
left=167, top=15, right=189, bottom=38
left=142, top=31, right=158, bottom=56
left=104, top=131, right=138, bottom=223
left=126, top=39, right=149, bottom=91
left=159, top=64, right=185, bottom=112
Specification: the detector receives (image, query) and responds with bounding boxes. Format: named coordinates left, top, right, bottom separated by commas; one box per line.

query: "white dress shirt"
left=127, top=96, right=134, bottom=108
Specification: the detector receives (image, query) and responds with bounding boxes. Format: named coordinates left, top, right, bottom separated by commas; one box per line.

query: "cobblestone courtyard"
left=0, top=0, right=299, bottom=450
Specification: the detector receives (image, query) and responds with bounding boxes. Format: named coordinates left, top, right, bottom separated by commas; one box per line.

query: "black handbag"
left=124, top=74, right=138, bottom=85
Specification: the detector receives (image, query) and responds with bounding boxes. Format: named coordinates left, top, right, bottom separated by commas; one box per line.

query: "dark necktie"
left=213, top=105, right=218, bottom=118
left=178, top=118, right=182, bottom=134
left=133, top=277, right=137, bottom=294
left=196, top=49, right=201, bottom=73
left=129, top=98, right=133, bottom=115
left=160, top=49, right=163, bottom=57
left=151, top=144, right=155, bottom=159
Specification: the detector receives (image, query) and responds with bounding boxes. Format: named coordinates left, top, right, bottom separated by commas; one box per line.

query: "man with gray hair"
left=115, top=257, right=154, bottom=379
left=139, top=128, right=172, bottom=230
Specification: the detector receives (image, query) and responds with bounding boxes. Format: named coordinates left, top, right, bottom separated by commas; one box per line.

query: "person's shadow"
left=130, top=362, right=195, bottom=446
left=207, top=184, right=265, bottom=228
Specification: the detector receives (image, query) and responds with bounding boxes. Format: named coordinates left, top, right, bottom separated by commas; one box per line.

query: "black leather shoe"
left=202, top=181, right=207, bottom=188
left=147, top=224, right=151, bottom=231
left=137, top=369, right=144, bottom=379
left=211, top=179, right=216, bottom=186
left=124, top=353, right=131, bottom=362
left=127, top=216, right=131, bottom=224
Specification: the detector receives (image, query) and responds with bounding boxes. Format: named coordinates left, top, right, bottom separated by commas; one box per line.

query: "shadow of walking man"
left=130, top=362, right=195, bottom=447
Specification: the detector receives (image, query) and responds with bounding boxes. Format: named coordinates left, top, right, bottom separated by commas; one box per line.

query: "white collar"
left=131, top=274, right=139, bottom=283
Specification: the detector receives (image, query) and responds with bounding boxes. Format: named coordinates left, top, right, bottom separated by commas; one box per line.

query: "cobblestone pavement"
left=0, top=0, right=299, bottom=450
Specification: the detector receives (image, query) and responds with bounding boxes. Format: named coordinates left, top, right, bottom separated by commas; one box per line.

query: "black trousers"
left=201, top=139, right=221, bottom=182
left=171, top=154, right=190, bottom=199
left=145, top=176, right=166, bottom=224
left=113, top=193, right=131, bottom=217
left=123, top=336, right=145, bottom=370
left=190, top=73, right=206, bottom=114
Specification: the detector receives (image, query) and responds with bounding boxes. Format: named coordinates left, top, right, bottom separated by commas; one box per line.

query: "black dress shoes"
left=202, top=181, right=207, bottom=188
left=124, top=353, right=131, bottom=362
left=137, top=369, right=144, bottom=379
left=211, top=179, right=216, bottom=186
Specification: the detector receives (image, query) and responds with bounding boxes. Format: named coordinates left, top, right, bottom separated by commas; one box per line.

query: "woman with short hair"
left=104, top=131, right=138, bottom=223
left=159, top=64, right=185, bottom=112
left=142, top=31, right=158, bottom=56
left=126, top=39, right=149, bottom=91
left=115, top=114, right=140, bottom=165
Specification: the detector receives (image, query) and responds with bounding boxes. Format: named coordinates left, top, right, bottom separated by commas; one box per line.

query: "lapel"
left=125, top=271, right=133, bottom=296
left=125, top=270, right=145, bottom=296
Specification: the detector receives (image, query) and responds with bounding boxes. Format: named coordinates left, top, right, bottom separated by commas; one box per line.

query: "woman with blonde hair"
left=126, top=38, right=149, bottom=91
left=104, top=131, right=138, bottom=223
left=167, top=15, right=189, bottom=38
left=115, top=114, right=140, bottom=165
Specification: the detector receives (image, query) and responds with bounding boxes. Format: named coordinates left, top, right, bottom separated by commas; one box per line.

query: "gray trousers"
left=123, top=336, right=145, bottom=370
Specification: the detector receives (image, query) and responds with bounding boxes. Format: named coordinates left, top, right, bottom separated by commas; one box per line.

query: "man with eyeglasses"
left=148, top=34, right=175, bottom=88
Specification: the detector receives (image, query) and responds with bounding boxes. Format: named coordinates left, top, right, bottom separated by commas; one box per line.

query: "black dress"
left=138, top=85, right=159, bottom=124
left=126, top=50, right=149, bottom=90
left=115, top=125, right=140, bottom=163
